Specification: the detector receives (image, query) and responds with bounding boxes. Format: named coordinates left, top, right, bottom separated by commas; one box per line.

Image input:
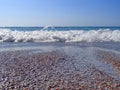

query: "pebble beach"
left=0, top=43, right=120, bottom=90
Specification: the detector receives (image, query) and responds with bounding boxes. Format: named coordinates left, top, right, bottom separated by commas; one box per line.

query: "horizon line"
left=0, top=25, right=120, bottom=27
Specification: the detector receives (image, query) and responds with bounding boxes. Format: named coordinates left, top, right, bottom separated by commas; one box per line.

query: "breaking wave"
left=0, top=29, right=120, bottom=42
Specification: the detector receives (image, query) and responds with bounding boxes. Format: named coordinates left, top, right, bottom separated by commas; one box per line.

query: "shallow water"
left=60, top=46, right=120, bottom=80
left=0, top=42, right=120, bottom=80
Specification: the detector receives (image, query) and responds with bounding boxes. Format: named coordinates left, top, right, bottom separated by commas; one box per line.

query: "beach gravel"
left=0, top=50, right=120, bottom=90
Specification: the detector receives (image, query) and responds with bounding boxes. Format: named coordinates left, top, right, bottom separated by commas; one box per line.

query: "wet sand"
left=0, top=48, right=120, bottom=90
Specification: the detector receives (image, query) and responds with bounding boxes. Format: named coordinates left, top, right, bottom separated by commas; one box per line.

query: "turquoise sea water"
left=0, top=26, right=120, bottom=31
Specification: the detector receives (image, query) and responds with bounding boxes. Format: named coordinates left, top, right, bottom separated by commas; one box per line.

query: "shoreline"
left=97, top=50, right=120, bottom=75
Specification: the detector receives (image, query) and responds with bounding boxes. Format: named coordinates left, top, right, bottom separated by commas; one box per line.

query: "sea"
left=0, top=26, right=120, bottom=42
left=0, top=26, right=120, bottom=80
left=0, top=26, right=120, bottom=51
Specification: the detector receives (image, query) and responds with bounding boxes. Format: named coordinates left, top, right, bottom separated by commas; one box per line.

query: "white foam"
left=0, top=29, right=120, bottom=42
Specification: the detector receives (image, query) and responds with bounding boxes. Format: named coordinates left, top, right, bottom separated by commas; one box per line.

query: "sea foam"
left=0, top=29, right=120, bottom=42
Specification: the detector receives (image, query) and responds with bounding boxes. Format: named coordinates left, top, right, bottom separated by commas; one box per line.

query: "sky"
left=0, top=0, right=120, bottom=26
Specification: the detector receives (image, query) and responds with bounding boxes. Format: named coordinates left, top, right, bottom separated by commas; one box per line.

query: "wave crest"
left=0, top=29, right=120, bottom=42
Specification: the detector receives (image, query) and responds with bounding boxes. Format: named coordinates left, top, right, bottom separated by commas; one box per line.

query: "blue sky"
left=0, top=0, right=120, bottom=26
